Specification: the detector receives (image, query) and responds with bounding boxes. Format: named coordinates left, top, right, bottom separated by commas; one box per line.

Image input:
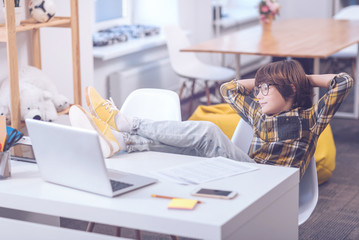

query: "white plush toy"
left=0, top=93, right=10, bottom=124
left=19, top=66, right=70, bottom=112
left=19, top=82, right=52, bottom=121
left=40, top=98, right=59, bottom=122
left=0, top=81, right=58, bottom=122
left=0, top=66, right=69, bottom=122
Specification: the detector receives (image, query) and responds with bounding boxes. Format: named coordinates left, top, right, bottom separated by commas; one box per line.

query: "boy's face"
left=256, top=84, right=293, bottom=115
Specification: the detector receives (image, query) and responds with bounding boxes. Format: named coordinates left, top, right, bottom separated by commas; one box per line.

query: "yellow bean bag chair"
left=189, top=103, right=335, bottom=184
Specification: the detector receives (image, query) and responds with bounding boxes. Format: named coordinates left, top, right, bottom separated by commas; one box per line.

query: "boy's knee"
left=201, top=121, right=222, bottom=136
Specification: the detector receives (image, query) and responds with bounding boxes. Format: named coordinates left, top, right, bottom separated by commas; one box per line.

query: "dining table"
left=182, top=18, right=359, bottom=119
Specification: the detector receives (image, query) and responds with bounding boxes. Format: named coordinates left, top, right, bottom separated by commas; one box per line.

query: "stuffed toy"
left=40, top=98, right=59, bottom=122
left=0, top=97, right=10, bottom=124
left=19, top=66, right=70, bottom=112
left=0, top=81, right=58, bottom=122
left=0, top=66, right=69, bottom=122
left=0, top=77, right=10, bottom=124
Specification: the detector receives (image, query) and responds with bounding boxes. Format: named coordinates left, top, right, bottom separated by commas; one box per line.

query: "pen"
left=151, top=194, right=202, bottom=203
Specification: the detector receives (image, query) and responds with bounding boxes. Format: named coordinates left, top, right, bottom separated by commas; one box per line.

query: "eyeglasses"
left=253, top=83, right=278, bottom=97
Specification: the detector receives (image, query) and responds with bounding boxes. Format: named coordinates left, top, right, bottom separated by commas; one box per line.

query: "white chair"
left=163, top=25, right=236, bottom=112
left=87, top=88, right=181, bottom=240
left=121, top=88, right=181, bottom=240
left=119, top=88, right=182, bottom=121
left=298, top=155, right=319, bottom=225
left=231, top=118, right=253, bottom=154
left=231, top=118, right=318, bottom=225
left=327, top=5, right=359, bottom=77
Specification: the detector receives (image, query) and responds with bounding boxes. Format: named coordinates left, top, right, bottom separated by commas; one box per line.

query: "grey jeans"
left=122, top=119, right=255, bottom=163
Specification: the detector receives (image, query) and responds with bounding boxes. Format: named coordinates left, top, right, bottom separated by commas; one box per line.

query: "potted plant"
left=258, top=0, right=280, bottom=31
left=3, top=0, right=22, bottom=26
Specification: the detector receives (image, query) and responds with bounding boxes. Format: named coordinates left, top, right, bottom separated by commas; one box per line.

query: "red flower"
left=261, top=5, right=269, bottom=13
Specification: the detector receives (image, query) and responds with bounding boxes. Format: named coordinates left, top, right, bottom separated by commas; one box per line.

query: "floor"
left=299, top=116, right=359, bottom=240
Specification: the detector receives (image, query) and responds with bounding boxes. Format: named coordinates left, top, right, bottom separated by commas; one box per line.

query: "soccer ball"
left=29, top=0, right=56, bottom=23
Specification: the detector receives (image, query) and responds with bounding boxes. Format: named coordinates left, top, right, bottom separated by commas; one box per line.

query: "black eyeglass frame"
left=253, top=83, right=279, bottom=97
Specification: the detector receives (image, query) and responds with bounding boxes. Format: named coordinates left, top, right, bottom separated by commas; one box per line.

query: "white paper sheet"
left=155, top=157, right=258, bottom=185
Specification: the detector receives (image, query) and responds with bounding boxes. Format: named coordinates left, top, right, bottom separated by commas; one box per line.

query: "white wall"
left=40, top=0, right=94, bottom=105
left=132, top=0, right=213, bottom=41
left=177, top=0, right=213, bottom=44
left=133, top=0, right=179, bottom=27
left=278, top=0, right=334, bottom=19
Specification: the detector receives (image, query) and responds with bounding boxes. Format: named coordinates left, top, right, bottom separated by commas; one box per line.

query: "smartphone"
left=191, top=188, right=237, bottom=199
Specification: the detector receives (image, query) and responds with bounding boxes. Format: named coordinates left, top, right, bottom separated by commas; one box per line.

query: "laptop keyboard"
left=110, top=180, right=133, bottom=192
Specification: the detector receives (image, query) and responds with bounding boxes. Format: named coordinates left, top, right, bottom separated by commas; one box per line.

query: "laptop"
left=26, top=119, right=157, bottom=197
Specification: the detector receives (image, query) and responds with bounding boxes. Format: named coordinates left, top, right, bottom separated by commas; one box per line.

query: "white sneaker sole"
left=85, top=86, right=98, bottom=118
left=69, top=105, right=114, bottom=158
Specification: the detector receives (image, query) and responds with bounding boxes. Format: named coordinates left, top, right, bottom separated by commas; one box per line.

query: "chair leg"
left=205, top=81, right=210, bottom=105
left=352, top=59, right=356, bottom=79
left=178, top=81, right=186, bottom=99
left=116, top=227, right=142, bottom=239
left=115, top=227, right=121, bottom=237
left=89, top=222, right=139, bottom=239
left=86, top=222, right=95, bottom=232
left=215, top=81, right=224, bottom=103
left=135, top=229, right=142, bottom=239
left=189, top=79, right=196, bottom=114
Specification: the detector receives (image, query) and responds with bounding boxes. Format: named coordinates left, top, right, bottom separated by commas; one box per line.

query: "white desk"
left=0, top=152, right=299, bottom=240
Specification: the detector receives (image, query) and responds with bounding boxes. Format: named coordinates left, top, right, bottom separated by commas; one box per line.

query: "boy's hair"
left=254, top=60, right=313, bottom=109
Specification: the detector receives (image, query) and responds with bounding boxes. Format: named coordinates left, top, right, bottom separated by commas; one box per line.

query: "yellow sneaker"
left=85, top=86, right=119, bottom=131
left=69, top=105, right=120, bottom=158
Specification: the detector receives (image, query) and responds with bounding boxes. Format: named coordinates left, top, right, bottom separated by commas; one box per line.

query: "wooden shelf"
left=0, top=17, right=72, bottom=42
left=3, top=0, right=81, bottom=129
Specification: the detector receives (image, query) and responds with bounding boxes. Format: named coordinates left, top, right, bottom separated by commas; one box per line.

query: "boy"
left=69, top=60, right=353, bottom=177
left=221, top=60, right=353, bottom=177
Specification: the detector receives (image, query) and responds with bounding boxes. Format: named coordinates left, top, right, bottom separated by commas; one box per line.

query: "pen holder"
left=0, top=151, right=11, bottom=179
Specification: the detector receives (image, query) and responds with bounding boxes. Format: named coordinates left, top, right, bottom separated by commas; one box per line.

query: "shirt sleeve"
left=309, top=73, right=354, bottom=135
left=220, top=80, right=261, bottom=126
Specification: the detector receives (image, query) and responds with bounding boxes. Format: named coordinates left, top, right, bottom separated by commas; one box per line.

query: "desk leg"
left=221, top=53, right=225, bottom=67
left=335, top=43, right=359, bottom=119
left=235, top=54, right=241, bottom=79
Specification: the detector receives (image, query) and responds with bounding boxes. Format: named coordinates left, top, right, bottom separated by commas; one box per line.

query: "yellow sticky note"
left=168, top=198, right=198, bottom=210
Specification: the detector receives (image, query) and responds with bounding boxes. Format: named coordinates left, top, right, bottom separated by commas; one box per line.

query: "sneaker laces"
left=102, top=97, right=118, bottom=113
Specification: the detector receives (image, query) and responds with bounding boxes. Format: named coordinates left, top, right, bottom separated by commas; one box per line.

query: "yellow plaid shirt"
left=220, top=73, right=354, bottom=177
